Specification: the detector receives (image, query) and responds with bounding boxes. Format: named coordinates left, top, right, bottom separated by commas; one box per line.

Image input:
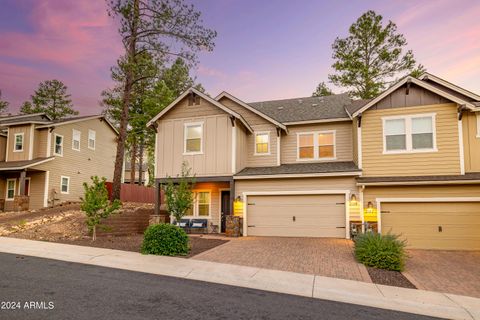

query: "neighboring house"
left=124, top=161, right=150, bottom=185
left=148, top=73, right=480, bottom=250
left=0, top=113, right=118, bottom=211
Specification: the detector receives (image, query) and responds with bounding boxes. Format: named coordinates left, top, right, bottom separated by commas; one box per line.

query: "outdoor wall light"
left=366, top=201, right=374, bottom=213
left=350, top=194, right=357, bottom=202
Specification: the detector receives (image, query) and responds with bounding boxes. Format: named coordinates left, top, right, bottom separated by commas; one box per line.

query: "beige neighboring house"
left=148, top=73, right=480, bottom=250
left=0, top=113, right=117, bottom=211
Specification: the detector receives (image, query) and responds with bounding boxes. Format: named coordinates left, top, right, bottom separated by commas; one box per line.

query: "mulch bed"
left=56, top=234, right=228, bottom=258
left=367, top=267, right=416, bottom=289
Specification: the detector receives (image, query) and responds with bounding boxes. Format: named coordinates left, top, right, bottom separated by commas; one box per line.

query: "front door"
left=220, top=190, right=231, bottom=233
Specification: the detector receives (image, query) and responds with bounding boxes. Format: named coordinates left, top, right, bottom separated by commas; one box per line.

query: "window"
left=297, top=131, right=335, bottom=160
left=184, top=191, right=211, bottom=217
left=254, top=132, right=270, bottom=155
left=383, top=114, right=436, bottom=153
left=72, top=129, right=81, bottom=151
left=6, top=179, right=15, bottom=200
left=184, top=123, right=203, bottom=154
left=60, top=176, right=70, bottom=194
left=88, top=130, right=96, bottom=150
left=54, top=134, right=63, bottom=156
left=14, top=133, right=24, bottom=152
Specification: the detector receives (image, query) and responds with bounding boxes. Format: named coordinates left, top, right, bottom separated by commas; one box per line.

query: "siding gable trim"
left=419, top=73, right=480, bottom=101
left=352, top=76, right=476, bottom=117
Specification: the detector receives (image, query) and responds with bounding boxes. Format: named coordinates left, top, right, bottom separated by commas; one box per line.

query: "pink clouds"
left=0, top=0, right=122, bottom=114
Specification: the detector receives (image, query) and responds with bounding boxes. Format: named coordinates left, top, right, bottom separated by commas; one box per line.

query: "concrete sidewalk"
left=0, top=237, right=478, bottom=320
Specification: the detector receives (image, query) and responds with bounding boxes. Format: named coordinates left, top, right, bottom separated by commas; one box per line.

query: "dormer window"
left=254, top=132, right=270, bottom=155
left=14, top=133, right=24, bottom=152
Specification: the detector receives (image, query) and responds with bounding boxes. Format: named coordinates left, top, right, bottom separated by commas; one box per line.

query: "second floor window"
left=184, top=123, right=203, bottom=154
left=54, top=134, right=63, bottom=156
left=384, top=114, right=436, bottom=153
left=88, top=130, right=96, bottom=150
left=298, top=131, right=335, bottom=160
left=255, top=132, right=270, bottom=155
left=14, top=133, right=24, bottom=152
left=72, top=129, right=81, bottom=151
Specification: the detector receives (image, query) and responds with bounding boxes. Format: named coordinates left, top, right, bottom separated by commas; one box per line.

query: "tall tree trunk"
left=112, top=0, right=139, bottom=200
left=130, top=138, right=137, bottom=184
left=138, top=138, right=144, bottom=185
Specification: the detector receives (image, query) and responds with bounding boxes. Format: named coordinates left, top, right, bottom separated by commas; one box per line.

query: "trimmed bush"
left=354, top=232, right=406, bottom=271
left=141, top=224, right=189, bottom=256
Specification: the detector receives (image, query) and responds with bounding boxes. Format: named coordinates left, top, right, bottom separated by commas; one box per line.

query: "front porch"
left=154, top=176, right=236, bottom=234
left=0, top=169, right=47, bottom=212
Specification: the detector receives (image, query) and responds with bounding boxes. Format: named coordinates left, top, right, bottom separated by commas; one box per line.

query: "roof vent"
left=298, top=99, right=303, bottom=104
left=312, top=103, right=318, bottom=107
left=277, top=106, right=284, bottom=110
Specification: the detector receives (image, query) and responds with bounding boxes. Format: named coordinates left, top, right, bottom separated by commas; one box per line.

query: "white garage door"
left=246, top=194, right=346, bottom=238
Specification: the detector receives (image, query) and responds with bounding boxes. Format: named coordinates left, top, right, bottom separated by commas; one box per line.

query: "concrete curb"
left=0, top=237, right=478, bottom=320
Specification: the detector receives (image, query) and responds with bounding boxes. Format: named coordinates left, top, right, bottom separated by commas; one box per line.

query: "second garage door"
left=381, top=201, right=480, bottom=250
left=246, top=194, right=346, bottom=238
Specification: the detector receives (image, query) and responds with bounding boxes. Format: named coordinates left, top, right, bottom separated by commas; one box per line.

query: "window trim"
left=382, top=113, right=437, bottom=154
left=296, top=130, right=336, bottom=161
left=183, top=122, right=204, bottom=155
left=254, top=131, right=271, bottom=156
left=72, top=129, right=81, bottom=151
left=60, top=176, right=70, bottom=194
left=54, top=134, right=64, bottom=157
left=476, top=113, right=480, bottom=138
left=13, top=133, right=24, bottom=152
left=88, top=129, right=96, bottom=150
left=183, top=190, right=212, bottom=219
left=6, top=178, right=16, bottom=201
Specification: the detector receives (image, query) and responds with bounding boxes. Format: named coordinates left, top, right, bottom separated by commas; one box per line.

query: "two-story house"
left=148, top=73, right=480, bottom=250
left=0, top=113, right=118, bottom=211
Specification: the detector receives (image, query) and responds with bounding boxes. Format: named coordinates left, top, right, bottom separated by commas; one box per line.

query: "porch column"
left=19, top=170, right=27, bottom=196
left=229, top=178, right=235, bottom=215
left=154, top=180, right=161, bottom=215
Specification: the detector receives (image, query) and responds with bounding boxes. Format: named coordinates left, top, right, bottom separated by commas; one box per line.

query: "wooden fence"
left=105, top=182, right=156, bottom=203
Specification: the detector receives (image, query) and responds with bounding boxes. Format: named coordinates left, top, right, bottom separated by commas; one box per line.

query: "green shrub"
left=354, top=232, right=406, bottom=271
left=141, top=224, right=189, bottom=256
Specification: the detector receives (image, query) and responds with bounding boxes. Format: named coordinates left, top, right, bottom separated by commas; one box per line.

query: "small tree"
left=164, top=162, right=195, bottom=223
left=81, top=176, right=121, bottom=241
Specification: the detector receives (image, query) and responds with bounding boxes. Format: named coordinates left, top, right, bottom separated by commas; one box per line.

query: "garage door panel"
left=381, top=202, right=480, bottom=250
left=247, top=194, right=346, bottom=238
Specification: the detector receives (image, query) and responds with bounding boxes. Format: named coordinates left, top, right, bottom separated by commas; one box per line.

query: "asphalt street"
left=0, top=252, right=442, bottom=320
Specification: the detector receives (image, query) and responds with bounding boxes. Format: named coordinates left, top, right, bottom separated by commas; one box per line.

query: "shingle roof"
left=51, top=115, right=102, bottom=123
left=357, top=173, right=480, bottom=184
left=235, top=161, right=361, bottom=177
left=0, top=157, right=54, bottom=171
left=0, top=114, right=51, bottom=125
left=344, top=98, right=372, bottom=116
left=248, top=94, right=354, bottom=123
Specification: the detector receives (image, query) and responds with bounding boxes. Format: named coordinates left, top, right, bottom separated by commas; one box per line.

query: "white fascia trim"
left=476, top=113, right=480, bottom=138
left=0, top=157, right=55, bottom=171
left=28, top=125, right=34, bottom=160
left=458, top=119, right=465, bottom=174
left=234, top=171, right=362, bottom=180
left=242, top=189, right=351, bottom=238
left=36, top=116, right=118, bottom=135
left=231, top=123, right=236, bottom=174
left=419, top=73, right=480, bottom=101
left=147, top=88, right=254, bottom=133
left=276, top=134, right=281, bottom=166
left=284, top=118, right=351, bottom=126
left=352, top=76, right=476, bottom=117
left=5, top=127, right=9, bottom=161
left=357, top=179, right=480, bottom=186
left=357, top=126, right=362, bottom=169
left=43, top=171, right=50, bottom=207
left=46, top=130, right=52, bottom=157
left=215, top=91, right=287, bottom=131
left=154, top=132, right=159, bottom=179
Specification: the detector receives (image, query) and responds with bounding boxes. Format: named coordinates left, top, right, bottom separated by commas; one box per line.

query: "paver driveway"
left=193, top=237, right=371, bottom=282
left=403, top=250, right=480, bottom=298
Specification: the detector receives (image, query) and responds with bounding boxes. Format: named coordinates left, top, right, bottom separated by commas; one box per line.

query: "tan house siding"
left=363, top=185, right=480, bottom=207
left=463, top=112, right=480, bottom=172
left=236, top=123, right=248, bottom=173
left=163, top=96, right=224, bottom=120
left=218, top=96, right=270, bottom=126
left=361, top=103, right=461, bottom=177
left=0, top=136, right=6, bottom=161
left=33, top=128, right=49, bottom=158
left=1, top=171, right=46, bottom=210
left=188, top=182, right=229, bottom=231
left=35, top=118, right=117, bottom=205
left=281, top=121, right=353, bottom=164
left=6, top=124, right=33, bottom=161
left=156, top=115, right=232, bottom=178
left=235, top=177, right=360, bottom=220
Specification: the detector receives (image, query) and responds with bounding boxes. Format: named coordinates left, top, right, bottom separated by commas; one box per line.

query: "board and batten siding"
left=281, top=121, right=353, bottom=164
left=462, top=111, right=480, bottom=172
left=235, top=123, right=248, bottom=173
left=33, top=128, right=49, bottom=158
left=361, top=103, right=461, bottom=177
left=218, top=96, right=278, bottom=168
left=35, top=118, right=117, bottom=205
left=6, top=124, right=33, bottom=161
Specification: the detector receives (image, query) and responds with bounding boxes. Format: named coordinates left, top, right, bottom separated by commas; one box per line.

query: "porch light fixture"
left=350, top=194, right=357, bottom=202
left=366, top=201, right=374, bottom=213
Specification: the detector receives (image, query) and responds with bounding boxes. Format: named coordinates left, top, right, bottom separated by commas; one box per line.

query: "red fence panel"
left=105, top=182, right=156, bottom=203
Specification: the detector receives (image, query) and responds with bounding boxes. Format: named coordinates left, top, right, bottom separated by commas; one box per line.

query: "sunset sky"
left=1, top=0, right=479, bottom=115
